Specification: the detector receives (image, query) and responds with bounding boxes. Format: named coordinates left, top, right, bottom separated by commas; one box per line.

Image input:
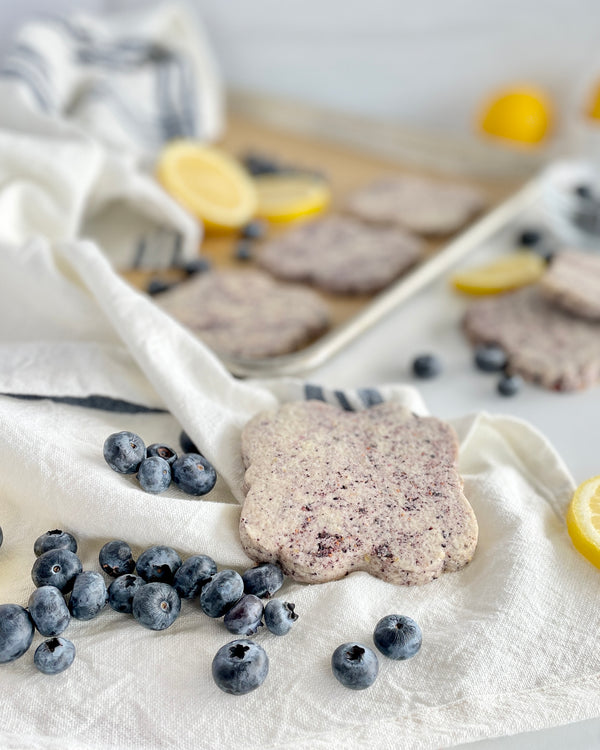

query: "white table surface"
left=307, top=216, right=600, bottom=748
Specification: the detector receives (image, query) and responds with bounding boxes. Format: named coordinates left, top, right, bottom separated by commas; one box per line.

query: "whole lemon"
left=479, top=86, right=553, bottom=146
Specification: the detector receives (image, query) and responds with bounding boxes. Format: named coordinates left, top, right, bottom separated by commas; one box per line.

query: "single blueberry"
left=28, top=586, right=70, bottom=637
left=412, top=354, right=442, bottom=379
left=108, top=574, right=146, bottom=614
left=517, top=228, right=542, bottom=247
left=183, top=257, right=211, bottom=276
left=34, top=529, right=77, bottom=557
left=241, top=220, right=267, bottom=240
left=241, top=151, right=281, bottom=176
left=146, top=443, right=177, bottom=466
left=103, top=431, right=146, bottom=474
left=373, top=614, right=422, bottom=660
left=32, top=549, right=83, bottom=593
left=474, top=344, right=508, bottom=373
left=137, top=456, right=172, bottom=494
left=497, top=373, right=522, bottom=397
left=69, top=571, right=108, bottom=620
left=234, top=241, right=253, bottom=262
left=34, top=637, right=76, bottom=675
left=242, top=562, right=284, bottom=599
left=212, top=639, right=269, bottom=695
left=99, top=540, right=136, bottom=578
left=132, top=582, right=181, bottom=630
left=172, top=453, right=217, bottom=496
left=331, top=642, right=379, bottom=690
left=224, top=595, right=264, bottom=636
left=136, top=545, right=182, bottom=584
left=173, top=554, right=217, bottom=599
left=263, top=599, right=298, bottom=636
left=147, top=278, right=171, bottom=296
left=0, top=604, right=34, bottom=663
left=200, top=569, right=244, bottom=618
left=574, top=184, right=595, bottom=200
left=179, top=430, right=200, bottom=455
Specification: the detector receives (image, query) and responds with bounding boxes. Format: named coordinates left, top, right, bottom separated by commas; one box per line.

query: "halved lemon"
left=451, top=253, right=546, bottom=295
left=157, top=141, right=257, bottom=231
left=479, top=86, right=552, bottom=146
left=253, top=174, right=331, bottom=223
left=567, top=475, right=600, bottom=569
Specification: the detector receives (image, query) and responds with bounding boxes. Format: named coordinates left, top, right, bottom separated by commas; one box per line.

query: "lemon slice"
left=253, top=174, right=331, bottom=222
left=157, top=141, right=257, bottom=231
left=567, top=475, right=600, bottom=569
left=479, top=86, right=553, bottom=145
left=451, top=253, right=546, bottom=295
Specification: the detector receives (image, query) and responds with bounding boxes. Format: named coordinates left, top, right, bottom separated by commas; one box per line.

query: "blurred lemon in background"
left=478, top=86, right=553, bottom=145
left=585, top=82, right=600, bottom=121
left=253, top=174, right=331, bottom=222
left=157, top=141, right=257, bottom=231
left=451, top=252, right=546, bottom=294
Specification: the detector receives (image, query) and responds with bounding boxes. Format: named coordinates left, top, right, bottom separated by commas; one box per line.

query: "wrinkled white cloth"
left=1, top=237, right=599, bottom=750
left=0, top=2, right=224, bottom=267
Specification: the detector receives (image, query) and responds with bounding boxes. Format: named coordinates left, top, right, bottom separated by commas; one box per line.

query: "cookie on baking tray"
left=240, top=400, right=478, bottom=586
left=257, top=215, right=423, bottom=294
left=346, top=174, right=486, bottom=236
left=157, top=268, right=330, bottom=360
left=463, top=285, right=600, bottom=391
left=539, top=250, right=600, bottom=320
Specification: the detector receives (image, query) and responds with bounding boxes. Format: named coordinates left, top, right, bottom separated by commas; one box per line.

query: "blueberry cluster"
left=103, top=430, right=217, bottom=496
left=411, top=344, right=521, bottom=397
left=331, top=614, right=422, bottom=690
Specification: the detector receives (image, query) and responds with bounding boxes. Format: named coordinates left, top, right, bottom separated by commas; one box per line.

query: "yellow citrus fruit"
left=157, top=141, right=257, bottom=231
left=479, top=86, right=552, bottom=145
left=253, top=174, right=331, bottom=222
left=451, top=253, right=546, bottom=295
left=586, top=82, right=600, bottom=121
left=567, top=475, right=600, bottom=569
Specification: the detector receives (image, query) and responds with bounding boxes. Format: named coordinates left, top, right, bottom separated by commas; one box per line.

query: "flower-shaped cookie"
left=240, top=401, right=478, bottom=586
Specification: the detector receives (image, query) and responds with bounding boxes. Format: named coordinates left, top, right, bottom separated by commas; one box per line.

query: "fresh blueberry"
left=136, top=545, right=182, bottom=584
left=137, top=456, right=172, bottom=494
left=172, top=453, right=217, bottom=496
left=0, top=604, right=34, bottom=663
left=497, top=373, right=522, bottom=396
left=108, top=574, right=146, bottom=614
left=147, top=278, right=171, bottom=296
left=373, top=614, right=422, bottom=660
left=28, top=586, right=70, bottom=637
left=34, top=529, right=77, bottom=557
left=242, top=562, right=284, bottom=599
left=241, top=151, right=281, bottom=176
left=146, top=443, right=177, bottom=466
left=223, top=595, right=264, bottom=636
left=183, top=257, right=211, bottom=276
left=234, top=241, right=253, bottom=262
left=200, top=569, right=244, bottom=618
left=212, top=639, right=269, bottom=695
left=69, top=571, right=108, bottom=620
left=33, top=637, right=75, bottom=675
left=574, top=184, right=594, bottom=200
left=263, top=599, right=298, bottom=636
left=103, top=431, right=146, bottom=474
left=331, top=642, right=379, bottom=690
left=132, top=582, right=181, bottom=630
left=173, top=554, right=217, bottom=599
left=517, top=228, right=543, bottom=247
left=99, top=540, right=136, bottom=578
left=474, top=344, right=508, bottom=373
left=32, top=549, right=83, bottom=593
left=412, top=354, right=442, bottom=379
left=179, top=430, right=200, bottom=455
left=241, top=220, right=267, bottom=240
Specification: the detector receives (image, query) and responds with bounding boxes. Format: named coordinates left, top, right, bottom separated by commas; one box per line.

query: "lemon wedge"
left=567, top=475, right=600, bottom=569
left=451, top=253, right=546, bottom=295
left=479, top=86, right=552, bottom=146
left=253, top=174, right=331, bottom=223
left=157, top=141, right=257, bottom=231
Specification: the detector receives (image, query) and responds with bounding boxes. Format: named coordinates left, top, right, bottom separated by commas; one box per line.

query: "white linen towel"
left=0, top=2, right=224, bottom=267
left=1, top=237, right=599, bottom=750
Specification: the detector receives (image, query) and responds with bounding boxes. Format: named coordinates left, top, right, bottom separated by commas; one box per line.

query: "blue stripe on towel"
left=333, top=390, right=354, bottom=411
left=357, top=387, right=384, bottom=407
left=304, top=383, right=325, bottom=402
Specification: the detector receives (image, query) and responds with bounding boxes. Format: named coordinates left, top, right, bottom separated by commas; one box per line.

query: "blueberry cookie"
left=540, top=250, right=600, bottom=320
